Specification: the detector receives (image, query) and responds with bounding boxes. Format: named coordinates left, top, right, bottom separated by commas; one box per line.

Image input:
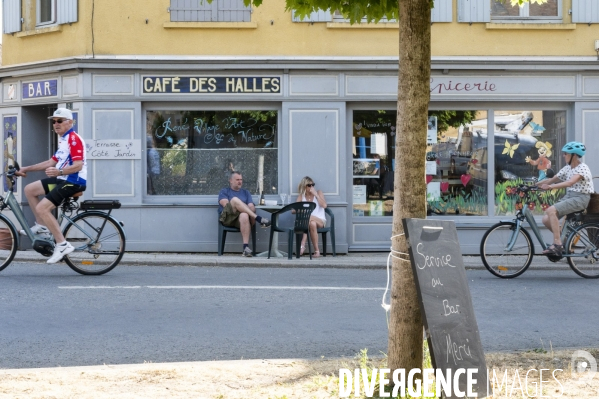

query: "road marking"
left=59, top=285, right=383, bottom=290
left=59, top=286, right=142, bottom=289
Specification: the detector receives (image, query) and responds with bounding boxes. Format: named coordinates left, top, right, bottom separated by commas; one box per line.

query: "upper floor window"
left=169, top=0, right=251, bottom=22
left=37, top=0, right=56, bottom=26
left=491, top=0, right=560, bottom=20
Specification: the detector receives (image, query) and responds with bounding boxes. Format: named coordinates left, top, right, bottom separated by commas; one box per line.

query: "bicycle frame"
left=0, top=190, right=37, bottom=243
left=505, top=206, right=582, bottom=257
left=0, top=187, right=113, bottom=253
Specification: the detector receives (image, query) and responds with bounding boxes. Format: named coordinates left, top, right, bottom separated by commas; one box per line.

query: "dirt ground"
left=0, top=349, right=598, bottom=398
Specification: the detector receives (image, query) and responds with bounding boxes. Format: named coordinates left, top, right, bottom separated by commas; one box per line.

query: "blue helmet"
left=562, top=142, right=586, bottom=157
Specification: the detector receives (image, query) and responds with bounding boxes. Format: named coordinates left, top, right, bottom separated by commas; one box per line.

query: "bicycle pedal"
left=546, top=254, right=563, bottom=263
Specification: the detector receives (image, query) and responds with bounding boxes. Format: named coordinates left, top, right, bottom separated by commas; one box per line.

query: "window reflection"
left=146, top=110, right=278, bottom=196
left=494, top=110, right=566, bottom=215
left=352, top=110, right=395, bottom=216
left=427, top=111, right=488, bottom=216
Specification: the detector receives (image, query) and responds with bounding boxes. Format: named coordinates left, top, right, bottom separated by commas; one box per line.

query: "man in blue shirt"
left=218, top=172, right=270, bottom=257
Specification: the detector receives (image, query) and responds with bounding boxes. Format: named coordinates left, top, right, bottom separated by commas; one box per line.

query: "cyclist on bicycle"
left=536, top=141, right=594, bottom=257
left=15, top=108, right=87, bottom=264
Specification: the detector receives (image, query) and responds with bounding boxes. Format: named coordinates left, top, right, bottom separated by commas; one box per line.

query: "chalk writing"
left=442, top=299, right=460, bottom=316
left=415, top=243, right=457, bottom=270
left=446, top=334, right=473, bottom=366
left=432, top=278, right=443, bottom=287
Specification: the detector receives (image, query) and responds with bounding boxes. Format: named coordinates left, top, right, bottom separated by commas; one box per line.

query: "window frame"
left=349, top=103, right=571, bottom=223
left=143, top=102, right=281, bottom=204
left=490, top=0, right=562, bottom=22
left=36, top=0, right=56, bottom=26
left=169, top=0, right=252, bottom=23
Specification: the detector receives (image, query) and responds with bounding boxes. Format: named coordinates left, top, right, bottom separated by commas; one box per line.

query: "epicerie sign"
left=142, top=76, right=281, bottom=94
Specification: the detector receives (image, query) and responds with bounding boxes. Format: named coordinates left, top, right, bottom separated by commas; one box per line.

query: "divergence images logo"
left=571, top=350, right=599, bottom=398
left=571, top=350, right=597, bottom=383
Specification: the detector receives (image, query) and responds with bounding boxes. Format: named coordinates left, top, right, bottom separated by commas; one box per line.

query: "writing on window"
left=146, top=110, right=278, bottom=196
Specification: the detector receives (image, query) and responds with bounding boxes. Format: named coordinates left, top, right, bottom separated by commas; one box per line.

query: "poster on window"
left=370, top=200, right=383, bottom=216
left=3, top=116, right=17, bottom=192
left=427, top=116, right=438, bottom=144
left=353, top=185, right=367, bottom=204
left=353, top=159, right=379, bottom=178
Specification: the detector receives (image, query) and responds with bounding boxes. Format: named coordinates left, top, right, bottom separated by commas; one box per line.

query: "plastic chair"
left=317, top=207, right=336, bottom=257
left=217, top=212, right=256, bottom=256
left=268, top=202, right=316, bottom=260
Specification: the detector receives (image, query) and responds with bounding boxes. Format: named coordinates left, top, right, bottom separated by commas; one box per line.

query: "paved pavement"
left=11, top=249, right=575, bottom=270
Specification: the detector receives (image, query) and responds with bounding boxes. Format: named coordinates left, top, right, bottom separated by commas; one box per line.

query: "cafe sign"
left=86, top=139, right=141, bottom=160
left=142, top=76, right=281, bottom=94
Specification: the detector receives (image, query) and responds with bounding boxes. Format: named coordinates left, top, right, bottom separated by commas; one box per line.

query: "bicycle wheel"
left=565, top=223, right=599, bottom=279
left=62, top=212, right=126, bottom=275
left=0, top=214, right=18, bottom=272
left=480, top=222, right=533, bottom=278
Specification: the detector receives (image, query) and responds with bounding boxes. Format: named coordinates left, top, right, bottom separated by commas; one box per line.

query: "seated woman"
left=295, top=176, right=327, bottom=257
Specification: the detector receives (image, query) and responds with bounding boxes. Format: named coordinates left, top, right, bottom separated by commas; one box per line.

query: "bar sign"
left=22, top=79, right=58, bottom=99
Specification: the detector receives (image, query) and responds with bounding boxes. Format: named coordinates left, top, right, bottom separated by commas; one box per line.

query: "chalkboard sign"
left=403, top=218, right=489, bottom=399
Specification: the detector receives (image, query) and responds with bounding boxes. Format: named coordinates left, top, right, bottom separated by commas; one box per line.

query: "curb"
left=9, top=251, right=577, bottom=271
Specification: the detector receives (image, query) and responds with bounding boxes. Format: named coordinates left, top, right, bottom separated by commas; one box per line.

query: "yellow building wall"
left=3, top=0, right=598, bottom=66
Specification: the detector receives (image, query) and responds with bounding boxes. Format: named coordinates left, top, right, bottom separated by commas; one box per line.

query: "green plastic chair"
left=268, top=201, right=316, bottom=260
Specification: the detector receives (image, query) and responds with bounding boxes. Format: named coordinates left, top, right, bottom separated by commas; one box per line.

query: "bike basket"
left=79, top=200, right=121, bottom=210
left=587, top=193, right=599, bottom=214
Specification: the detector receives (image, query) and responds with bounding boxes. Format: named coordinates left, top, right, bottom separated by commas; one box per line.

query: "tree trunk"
left=387, top=0, right=431, bottom=374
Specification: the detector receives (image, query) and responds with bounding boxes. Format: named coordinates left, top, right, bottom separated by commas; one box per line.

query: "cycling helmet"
left=562, top=141, right=586, bottom=157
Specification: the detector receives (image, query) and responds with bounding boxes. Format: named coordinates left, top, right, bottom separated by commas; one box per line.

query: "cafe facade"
left=1, top=56, right=599, bottom=254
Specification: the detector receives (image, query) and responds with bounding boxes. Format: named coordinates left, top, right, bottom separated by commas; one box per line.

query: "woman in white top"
left=296, top=176, right=327, bottom=257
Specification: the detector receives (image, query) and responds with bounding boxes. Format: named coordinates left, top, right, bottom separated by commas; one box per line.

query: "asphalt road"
left=0, top=262, right=597, bottom=369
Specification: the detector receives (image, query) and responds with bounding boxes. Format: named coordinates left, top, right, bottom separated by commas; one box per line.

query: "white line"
left=59, top=286, right=142, bottom=289
left=146, top=286, right=384, bottom=290
left=58, top=285, right=383, bottom=290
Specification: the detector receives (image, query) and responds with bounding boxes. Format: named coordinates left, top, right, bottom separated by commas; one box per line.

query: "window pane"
left=39, top=0, right=53, bottom=23
left=428, top=111, right=488, bottom=216
left=493, top=110, right=566, bottom=216
left=146, top=110, right=278, bottom=196
left=352, top=110, right=395, bottom=217
left=491, top=0, right=521, bottom=17
left=351, top=110, right=488, bottom=217
left=530, top=0, right=558, bottom=17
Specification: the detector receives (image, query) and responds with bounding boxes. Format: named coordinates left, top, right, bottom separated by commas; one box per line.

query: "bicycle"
left=480, top=184, right=599, bottom=279
left=0, top=163, right=126, bottom=275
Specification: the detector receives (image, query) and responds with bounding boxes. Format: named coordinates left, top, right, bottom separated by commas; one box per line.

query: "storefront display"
left=146, top=110, right=278, bottom=196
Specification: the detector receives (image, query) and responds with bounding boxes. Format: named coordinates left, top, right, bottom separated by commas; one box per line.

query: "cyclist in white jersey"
left=15, top=108, right=87, bottom=263
left=536, top=141, right=594, bottom=257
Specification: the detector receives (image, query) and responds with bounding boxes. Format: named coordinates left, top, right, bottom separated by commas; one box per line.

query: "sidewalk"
left=12, top=250, right=573, bottom=270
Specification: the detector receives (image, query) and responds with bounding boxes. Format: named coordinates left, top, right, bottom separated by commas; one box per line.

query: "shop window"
left=493, top=110, right=567, bottom=215
left=427, top=111, right=488, bottom=216
left=146, top=110, right=277, bottom=196
left=352, top=110, right=488, bottom=217
left=169, top=0, right=251, bottom=22
left=352, top=111, right=396, bottom=217
left=491, top=0, right=560, bottom=20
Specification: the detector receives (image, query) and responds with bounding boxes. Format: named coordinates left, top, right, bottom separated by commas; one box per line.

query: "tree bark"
left=387, top=0, right=431, bottom=374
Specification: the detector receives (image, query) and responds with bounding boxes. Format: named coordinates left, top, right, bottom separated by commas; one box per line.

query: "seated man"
left=536, top=142, right=594, bottom=257
left=218, top=171, right=270, bottom=257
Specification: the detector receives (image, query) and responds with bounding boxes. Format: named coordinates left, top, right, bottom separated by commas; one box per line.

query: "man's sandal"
left=542, top=244, right=563, bottom=257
